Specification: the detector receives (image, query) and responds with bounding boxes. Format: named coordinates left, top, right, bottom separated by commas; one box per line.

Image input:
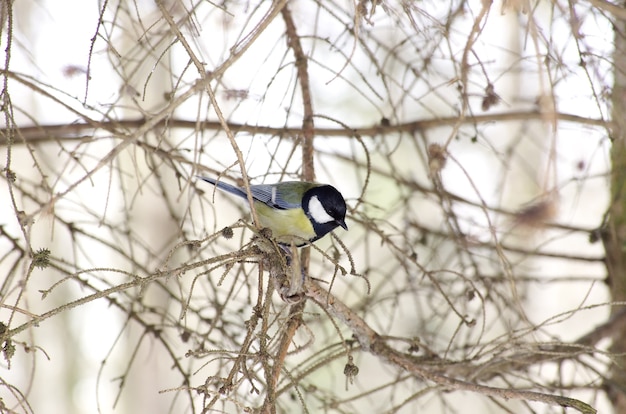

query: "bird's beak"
left=338, top=219, right=348, bottom=230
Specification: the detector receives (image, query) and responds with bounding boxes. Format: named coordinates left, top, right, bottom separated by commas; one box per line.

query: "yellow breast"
left=254, top=203, right=316, bottom=244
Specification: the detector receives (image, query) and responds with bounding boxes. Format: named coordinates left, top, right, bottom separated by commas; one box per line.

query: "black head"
left=302, top=185, right=348, bottom=241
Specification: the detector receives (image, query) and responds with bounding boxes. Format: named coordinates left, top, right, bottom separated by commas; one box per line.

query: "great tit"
left=198, top=177, right=348, bottom=245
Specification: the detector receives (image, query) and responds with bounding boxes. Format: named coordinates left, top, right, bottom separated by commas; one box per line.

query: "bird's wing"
left=198, top=177, right=314, bottom=210
left=248, top=184, right=303, bottom=210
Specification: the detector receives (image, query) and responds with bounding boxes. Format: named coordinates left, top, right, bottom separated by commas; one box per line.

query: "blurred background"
left=0, top=0, right=620, bottom=413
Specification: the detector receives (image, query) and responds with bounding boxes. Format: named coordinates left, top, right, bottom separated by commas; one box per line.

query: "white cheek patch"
left=308, top=195, right=335, bottom=224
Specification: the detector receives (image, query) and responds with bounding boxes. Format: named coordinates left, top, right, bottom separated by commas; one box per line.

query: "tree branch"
left=0, top=111, right=609, bottom=146
left=305, top=279, right=597, bottom=414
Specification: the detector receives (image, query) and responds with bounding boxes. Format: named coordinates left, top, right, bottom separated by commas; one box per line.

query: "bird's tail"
left=196, top=176, right=247, bottom=199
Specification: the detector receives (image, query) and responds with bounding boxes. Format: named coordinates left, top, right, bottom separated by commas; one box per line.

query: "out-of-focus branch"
left=588, top=0, right=626, bottom=21
left=603, top=4, right=626, bottom=410
left=0, top=111, right=609, bottom=146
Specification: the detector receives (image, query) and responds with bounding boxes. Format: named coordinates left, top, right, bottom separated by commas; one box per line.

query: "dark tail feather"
left=196, top=176, right=247, bottom=199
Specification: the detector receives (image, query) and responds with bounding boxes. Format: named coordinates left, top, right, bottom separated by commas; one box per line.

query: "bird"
left=197, top=176, right=348, bottom=246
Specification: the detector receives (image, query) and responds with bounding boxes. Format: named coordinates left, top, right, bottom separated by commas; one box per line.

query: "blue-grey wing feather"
left=197, top=177, right=301, bottom=209
left=249, top=184, right=301, bottom=209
